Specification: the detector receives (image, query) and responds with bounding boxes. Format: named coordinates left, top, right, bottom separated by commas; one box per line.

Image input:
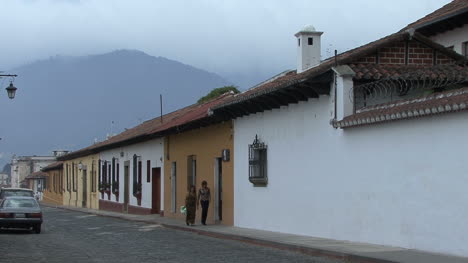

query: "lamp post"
left=0, top=74, right=18, bottom=99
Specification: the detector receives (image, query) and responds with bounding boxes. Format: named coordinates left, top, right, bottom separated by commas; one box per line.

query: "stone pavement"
left=42, top=203, right=468, bottom=263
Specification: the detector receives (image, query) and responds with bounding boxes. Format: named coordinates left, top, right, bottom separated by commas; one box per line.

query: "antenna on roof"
left=334, top=50, right=338, bottom=66
left=160, top=94, right=163, bottom=123
left=110, top=121, right=114, bottom=136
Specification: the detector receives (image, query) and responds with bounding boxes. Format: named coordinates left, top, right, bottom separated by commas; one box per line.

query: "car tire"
left=33, top=224, right=41, bottom=234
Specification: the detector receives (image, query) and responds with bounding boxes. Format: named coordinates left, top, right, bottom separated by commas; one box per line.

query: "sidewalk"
left=42, top=203, right=468, bottom=263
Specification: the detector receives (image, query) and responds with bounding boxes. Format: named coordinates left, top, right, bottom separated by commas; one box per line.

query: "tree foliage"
left=197, top=86, right=240, bottom=104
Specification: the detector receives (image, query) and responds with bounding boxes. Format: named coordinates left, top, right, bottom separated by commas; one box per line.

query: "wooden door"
left=151, top=167, right=161, bottom=213
left=214, top=158, right=222, bottom=221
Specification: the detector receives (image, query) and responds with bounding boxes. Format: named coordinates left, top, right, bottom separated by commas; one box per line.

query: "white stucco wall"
left=100, top=138, right=164, bottom=210
left=430, top=24, right=468, bottom=55
left=10, top=157, right=56, bottom=188
left=234, top=95, right=468, bottom=257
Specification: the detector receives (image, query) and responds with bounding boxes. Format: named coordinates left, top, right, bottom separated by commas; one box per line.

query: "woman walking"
left=185, top=185, right=197, bottom=226
left=197, top=180, right=211, bottom=225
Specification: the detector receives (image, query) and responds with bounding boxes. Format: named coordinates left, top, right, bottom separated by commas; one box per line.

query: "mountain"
left=0, top=50, right=231, bottom=164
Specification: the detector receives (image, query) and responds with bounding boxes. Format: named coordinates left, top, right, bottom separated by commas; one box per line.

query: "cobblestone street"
left=0, top=207, right=342, bottom=263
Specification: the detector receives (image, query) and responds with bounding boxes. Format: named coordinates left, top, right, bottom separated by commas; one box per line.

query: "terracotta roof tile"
left=214, top=31, right=467, bottom=110
left=26, top=171, right=47, bottom=179
left=333, top=87, right=468, bottom=128
left=42, top=161, right=63, bottom=171
left=404, top=0, right=468, bottom=30
left=350, top=64, right=468, bottom=80
left=59, top=93, right=234, bottom=160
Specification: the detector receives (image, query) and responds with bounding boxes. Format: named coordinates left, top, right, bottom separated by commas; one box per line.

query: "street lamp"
left=0, top=74, right=18, bottom=99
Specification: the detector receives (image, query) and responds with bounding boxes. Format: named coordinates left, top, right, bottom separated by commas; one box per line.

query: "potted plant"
left=98, top=182, right=107, bottom=192
left=134, top=182, right=142, bottom=205
left=112, top=180, right=119, bottom=194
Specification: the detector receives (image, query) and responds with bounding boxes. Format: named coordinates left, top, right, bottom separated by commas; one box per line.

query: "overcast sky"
left=0, top=0, right=451, bottom=83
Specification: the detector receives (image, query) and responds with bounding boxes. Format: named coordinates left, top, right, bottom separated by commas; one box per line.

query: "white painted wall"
left=430, top=24, right=468, bottom=55
left=100, top=138, right=164, bottom=210
left=10, top=156, right=56, bottom=188
left=234, top=95, right=468, bottom=257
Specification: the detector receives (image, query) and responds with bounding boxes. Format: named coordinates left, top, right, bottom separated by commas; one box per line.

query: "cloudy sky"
left=1, top=0, right=451, bottom=86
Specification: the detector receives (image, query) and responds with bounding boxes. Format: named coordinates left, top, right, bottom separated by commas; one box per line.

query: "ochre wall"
left=164, top=121, right=234, bottom=225
left=43, top=168, right=64, bottom=206
left=63, top=154, right=100, bottom=209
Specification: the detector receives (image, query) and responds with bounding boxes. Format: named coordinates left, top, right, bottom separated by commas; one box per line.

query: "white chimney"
left=295, top=25, right=323, bottom=73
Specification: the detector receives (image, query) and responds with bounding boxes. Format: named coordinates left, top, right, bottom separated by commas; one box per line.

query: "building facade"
left=212, top=1, right=468, bottom=256
left=25, top=171, right=47, bottom=200
left=41, top=162, right=64, bottom=206
left=10, top=150, right=68, bottom=188
left=11, top=156, right=57, bottom=188
left=62, top=154, right=99, bottom=209
left=164, top=121, right=234, bottom=225
left=98, top=138, right=165, bottom=215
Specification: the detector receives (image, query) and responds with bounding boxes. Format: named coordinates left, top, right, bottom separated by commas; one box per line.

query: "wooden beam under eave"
left=277, top=89, right=301, bottom=104
left=249, top=97, right=275, bottom=111
left=262, top=94, right=283, bottom=108
left=244, top=101, right=264, bottom=114
left=218, top=108, right=237, bottom=120
left=294, top=85, right=320, bottom=99
left=268, top=93, right=292, bottom=106
left=230, top=104, right=252, bottom=117
left=284, top=88, right=309, bottom=101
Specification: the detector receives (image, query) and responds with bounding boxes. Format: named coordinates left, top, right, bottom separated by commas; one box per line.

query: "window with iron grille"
left=132, top=154, right=142, bottom=196
left=66, top=164, right=70, bottom=191
left=147, top=160, right=151, bottom=183
left=248, top=135, right=268, bottom=186
left=91, top=160, right=96, bottom=193
left=72, top=162, right=76, bottom=192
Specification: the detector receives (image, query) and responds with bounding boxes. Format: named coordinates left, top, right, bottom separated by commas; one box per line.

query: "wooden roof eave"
left=213, top=72, right=331, bottom=119
left=409, top=7, right=468, bottom=36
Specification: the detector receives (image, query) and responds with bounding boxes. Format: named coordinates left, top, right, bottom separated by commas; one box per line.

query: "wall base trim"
left=99, top=200, right=124, bottom=213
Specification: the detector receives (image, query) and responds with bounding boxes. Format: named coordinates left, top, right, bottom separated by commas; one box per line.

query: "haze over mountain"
left=0, top=50, right=231, bottom=165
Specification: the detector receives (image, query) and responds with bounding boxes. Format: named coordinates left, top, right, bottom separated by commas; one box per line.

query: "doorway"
left=82, top=169, right=87, bottom=208
left=214, top=158, right=222, bottom=221
left=124, top=161, right=130, bottom=213
left=151, top=167, right=161, bottom=213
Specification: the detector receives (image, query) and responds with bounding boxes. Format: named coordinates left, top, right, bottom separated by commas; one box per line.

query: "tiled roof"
left=41, top=161, right=63, bottom=172
left=213, top=31, right=467, bottom=110
left=58, top=93, right=234, bottom=160
left=403, top=0, right=468, bottom=30
left=25, top=171, right=47, bottom=179
left=350, top=64, right=468, bottom=80
left=332, top=87, right=468, bottom=128
left=149, top=93, right=234, bottom=133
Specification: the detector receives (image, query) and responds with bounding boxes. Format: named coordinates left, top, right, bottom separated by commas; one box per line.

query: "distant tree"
left=197, top=86, right=240, bottom=104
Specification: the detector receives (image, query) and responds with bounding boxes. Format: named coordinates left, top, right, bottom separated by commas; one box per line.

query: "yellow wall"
left=164, top=121, right=234, bottom=225
left=63, top=154, right=100, bottom=209
left=43, top=168, right=64, bottom=206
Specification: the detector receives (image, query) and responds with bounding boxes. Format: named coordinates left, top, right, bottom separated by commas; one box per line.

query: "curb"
left=42, top=203, right=397, bottom=263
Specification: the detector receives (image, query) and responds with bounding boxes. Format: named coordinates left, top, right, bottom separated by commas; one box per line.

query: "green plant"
left=99, top=182, right=110, bottom=192
left=134, top=182, right=142, bottom=197
left=197, top=86, right=240, bottom=104
left=112, top=180, right=119, bottom=194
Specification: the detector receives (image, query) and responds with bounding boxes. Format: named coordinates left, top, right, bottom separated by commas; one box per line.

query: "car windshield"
left=3, top=191, right=34, bottom=197
left=2, top=199, right=38, bottom=208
